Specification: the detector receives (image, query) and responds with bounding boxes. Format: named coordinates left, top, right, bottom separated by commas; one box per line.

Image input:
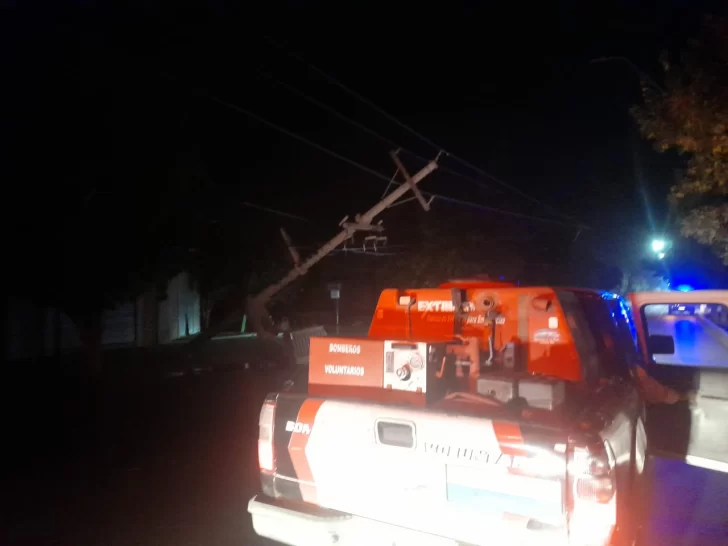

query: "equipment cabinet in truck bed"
left=249, top=283, right=677, bottom=546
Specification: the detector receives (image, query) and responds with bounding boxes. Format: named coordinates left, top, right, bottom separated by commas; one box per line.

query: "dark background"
left=3, top=1, right=727, bottom=325
left=2, top=4, right=728, bottom=546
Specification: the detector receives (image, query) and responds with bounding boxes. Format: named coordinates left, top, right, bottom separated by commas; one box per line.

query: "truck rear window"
left=570, top=292, right=633, bottom=381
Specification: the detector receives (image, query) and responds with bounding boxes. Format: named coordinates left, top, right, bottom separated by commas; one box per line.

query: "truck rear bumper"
left=248, top=494, right=570, bottom=546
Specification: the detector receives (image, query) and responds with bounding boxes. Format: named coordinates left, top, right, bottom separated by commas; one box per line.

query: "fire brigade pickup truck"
left=248, top=282, right=728, bottom=546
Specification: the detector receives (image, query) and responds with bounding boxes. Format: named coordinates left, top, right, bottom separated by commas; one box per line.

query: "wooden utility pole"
left=246, top=151, right=440, bottom=337
left=390, top=149, right=431, bottom=211
left=280, top=228, right=301, bottom=266
left=188, top=150, right=440, bottom=349
left=259, top=156, right=438, bottom=301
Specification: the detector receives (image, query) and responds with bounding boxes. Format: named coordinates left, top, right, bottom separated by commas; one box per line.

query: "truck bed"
left=258, top=392, right=574, bottom=545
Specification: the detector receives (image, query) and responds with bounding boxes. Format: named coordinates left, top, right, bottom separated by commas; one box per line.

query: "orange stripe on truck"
left=492, top=421, right=528, bottom=457
left=287, top=399, right=325, bottom=503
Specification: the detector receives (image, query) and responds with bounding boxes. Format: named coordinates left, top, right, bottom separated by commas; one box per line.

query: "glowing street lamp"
left=650, top=238, right=670, bottom=259
left=651, top=239, right=666, bottom=253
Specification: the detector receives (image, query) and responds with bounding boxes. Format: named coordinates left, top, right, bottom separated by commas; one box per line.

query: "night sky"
left=220, top=0, right=715, bottom=265
left=172, top=1, right=716, bottom=254
left=5, top=0, right=726, bottom=305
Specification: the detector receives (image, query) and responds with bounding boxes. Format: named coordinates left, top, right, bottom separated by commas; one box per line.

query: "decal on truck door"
left=533, top=329, right=562, bottom=345
left=323, top=365, right=365, bottom=376
left=287, top=399, right=324, bottom=503
left=422, top=443, right=516, bottom=465
left=309, top=337, right=385, bottom=387
left=272, top=396, right=326, bottom=502
left=417, top=300, right=456, bottom=312
left=285, top=420, right=312, bottom=434
left=421, top=421, right=533, bottom=462
left=292, top=401, right=568, bottom=541
left=328, top=343, right=361, bottom=354
left=492, top=420, right=527, bottom=457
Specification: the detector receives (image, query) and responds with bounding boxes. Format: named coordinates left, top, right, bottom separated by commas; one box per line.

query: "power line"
left=388, top=182, right=578, bottom=227
left=204, top=90, right=582, bottom=228
left=241, top=201, right=308, bottom=221
left=208, top=94, right=389, bottom=182
left=257, top=70, right=499, bottom=193
left=261, top=35, right=444, bottom=148
left=262, top=34, right=586, bottom=227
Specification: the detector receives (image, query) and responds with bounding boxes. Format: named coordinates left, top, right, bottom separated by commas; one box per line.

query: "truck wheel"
left=617, top=416, right=646, bottom=546
left=611, top=415, right=645, bottom=546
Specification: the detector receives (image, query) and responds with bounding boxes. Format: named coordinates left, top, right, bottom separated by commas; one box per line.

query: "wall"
left=136, top=289, right=158, bottom=346
left=8, top=301, right=136, bottom=360
left=7, top=270, right=201, bottom=360
left=158, top=271, right=201, bottom=343
left=42, top=308, right=80, bottom=355
left=101, top=303, right=135, bottom=346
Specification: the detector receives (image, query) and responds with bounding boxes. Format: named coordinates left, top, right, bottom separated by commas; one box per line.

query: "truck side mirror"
left=647, top=334, right=675, bottom=355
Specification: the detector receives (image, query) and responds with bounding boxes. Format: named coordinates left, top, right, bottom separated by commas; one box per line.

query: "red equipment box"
left=308, top=337, right=385, bottom=388
left=308, top=337, right=447, bottom=407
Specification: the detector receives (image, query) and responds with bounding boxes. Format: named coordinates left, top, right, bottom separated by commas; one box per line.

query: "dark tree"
left=632, top=15, right=728, bottom=265
left=383, top=207, right=526, bottom=288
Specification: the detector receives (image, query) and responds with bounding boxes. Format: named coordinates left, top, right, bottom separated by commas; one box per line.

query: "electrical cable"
left=257, top=70, right=498, bottom=193
left=241, top=201, right=309, bottom=221
left=208, top=94, right=389, bottom=183
left=204, top=91, right=583, bottom=228
left=262, top=34, right=586, bottom=227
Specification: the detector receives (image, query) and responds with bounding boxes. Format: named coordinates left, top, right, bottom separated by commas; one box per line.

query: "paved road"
left=4, top=362, right=728, bottom=545
left=646, top=314, right=728, bottom=367
left=645, top=457, right=728, bottom=545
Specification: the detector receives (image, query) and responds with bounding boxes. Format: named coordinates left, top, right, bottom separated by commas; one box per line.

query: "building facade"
left=7, top=271, right=201, bottom=360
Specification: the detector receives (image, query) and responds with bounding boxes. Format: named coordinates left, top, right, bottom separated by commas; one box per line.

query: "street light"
left=651, top=239, right=666, bottom=253
left=650, top=238, right=670, bottom=260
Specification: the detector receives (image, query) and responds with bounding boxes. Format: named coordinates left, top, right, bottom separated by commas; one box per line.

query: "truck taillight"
left=258, top=400, right=276, bottom=473
left=567, top=440, right=617, bottom=546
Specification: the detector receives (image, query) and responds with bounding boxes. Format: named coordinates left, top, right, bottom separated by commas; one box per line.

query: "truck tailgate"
left=269, top=396, right=568, bottom=543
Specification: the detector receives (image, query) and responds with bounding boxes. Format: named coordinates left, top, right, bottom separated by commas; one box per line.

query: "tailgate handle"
left=376, top=420, right=415, bottom=449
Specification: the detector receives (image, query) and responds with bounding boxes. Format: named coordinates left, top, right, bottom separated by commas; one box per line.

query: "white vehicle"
left=249, top=287, right=728, bottom=546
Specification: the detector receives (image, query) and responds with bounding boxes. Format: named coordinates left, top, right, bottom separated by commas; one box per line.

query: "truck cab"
left=249, top=285, right=728, bottom=546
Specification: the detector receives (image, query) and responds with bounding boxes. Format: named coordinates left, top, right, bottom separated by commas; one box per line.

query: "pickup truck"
left=248, top=284, right=728, bottom=546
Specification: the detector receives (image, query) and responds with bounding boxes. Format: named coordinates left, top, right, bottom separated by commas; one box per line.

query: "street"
left=2, top=340, right=727, bottom=546
left=646, top=314, right=728, bottom=367
left=2, top=336, right=283, bottom=546
left=645, top=457, right=728, bottom=545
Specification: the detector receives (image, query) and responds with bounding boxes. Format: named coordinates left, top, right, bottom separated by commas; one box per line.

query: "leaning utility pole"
left=187, top=150, right=440, bottom=349
left=246, top=150, right=441, bottom=337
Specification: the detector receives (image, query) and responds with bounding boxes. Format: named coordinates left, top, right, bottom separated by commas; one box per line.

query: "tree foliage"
left=632, top=15, right=728, bottom=264
left=613, top=264, right=670, bottom=296
left=384, top=208, right=526, bottom=288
